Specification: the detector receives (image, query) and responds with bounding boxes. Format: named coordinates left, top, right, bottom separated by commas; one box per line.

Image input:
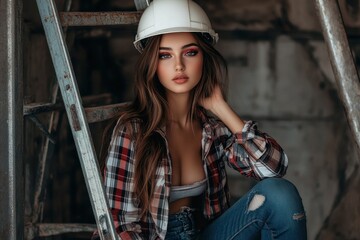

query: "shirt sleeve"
left=104, top=120, right=144, bottom=239
left=223, top=120, right=288, bottom=180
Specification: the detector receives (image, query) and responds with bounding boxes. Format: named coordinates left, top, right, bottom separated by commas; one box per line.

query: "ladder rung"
left=60, top=11, right=142, bottom=27
left=35, top=223, right=96, bottom=237
left=24, top=102, right=62, bottom=116
left=24, top=94, right=114, bottom=116
left=85, top=103, right=126, bottom=123
left=24, top=102, right=125, bottom=123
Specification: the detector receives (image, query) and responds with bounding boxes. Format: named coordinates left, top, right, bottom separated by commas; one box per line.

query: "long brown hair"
left=101, top=33, right=228, bottom=218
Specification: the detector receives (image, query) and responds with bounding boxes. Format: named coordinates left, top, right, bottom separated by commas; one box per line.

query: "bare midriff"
left=169, top=195, right=207, bottom=229
left=169, top=197, right=194, bottom=214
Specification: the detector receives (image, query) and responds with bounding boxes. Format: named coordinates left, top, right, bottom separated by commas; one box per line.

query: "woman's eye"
left=185, top=50, right=199, bottom=56
left=159, top=53, right=171, bottom=59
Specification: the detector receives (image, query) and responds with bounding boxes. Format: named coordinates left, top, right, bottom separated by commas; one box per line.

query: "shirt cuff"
left=235, top=120, right=257, bottom=144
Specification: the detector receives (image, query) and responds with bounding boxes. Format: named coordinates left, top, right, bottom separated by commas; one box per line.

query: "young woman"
left=101, top=0, right=307, bottom=239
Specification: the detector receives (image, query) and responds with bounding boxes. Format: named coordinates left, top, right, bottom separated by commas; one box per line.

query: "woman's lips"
left=173, top=74, right=189, bottom=84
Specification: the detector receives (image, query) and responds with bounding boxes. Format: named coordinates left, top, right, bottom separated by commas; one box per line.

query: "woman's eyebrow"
left=159, top=47, right=172, bottom=51
left=182, top=43, right=199, bottom=49
left=159, top=43, right=199, bottom=51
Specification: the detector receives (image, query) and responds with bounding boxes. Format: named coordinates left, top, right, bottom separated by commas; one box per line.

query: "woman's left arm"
left=200, top=86, right=288, bottom=179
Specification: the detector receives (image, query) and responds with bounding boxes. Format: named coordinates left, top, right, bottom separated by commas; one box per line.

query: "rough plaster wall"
left=217, top=36, right=351, bottom=240
left=317, top=171, right=360, bottom=240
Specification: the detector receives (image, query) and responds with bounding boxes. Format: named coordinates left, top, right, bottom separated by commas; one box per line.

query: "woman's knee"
left=250, top=178, right=303, bottom=212
left=257, top=178, right=298, bottom=196
left=243, top=178, right=307, bottom=236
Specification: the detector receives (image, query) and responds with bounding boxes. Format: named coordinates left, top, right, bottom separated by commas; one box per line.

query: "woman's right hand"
left=199, top=85, right=245, bottom=134
left=199, top=85, right=226, bottom=115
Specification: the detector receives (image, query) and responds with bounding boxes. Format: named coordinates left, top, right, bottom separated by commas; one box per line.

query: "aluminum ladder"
left=35, top=0, right=148, bottom=239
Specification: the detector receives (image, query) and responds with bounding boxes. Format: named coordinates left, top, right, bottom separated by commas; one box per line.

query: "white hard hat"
left=134, top=0, right=219, bottom=52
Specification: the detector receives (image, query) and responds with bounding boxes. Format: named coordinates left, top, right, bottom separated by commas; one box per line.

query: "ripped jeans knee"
left=246, top=178, right=307, bottom=238
left=200, top=178, right=307, bottom=240
left=247, top=194, right=266, bottom=212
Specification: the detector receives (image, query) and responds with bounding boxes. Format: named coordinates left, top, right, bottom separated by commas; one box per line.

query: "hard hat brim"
left=134, top=28, right=218, bottom=53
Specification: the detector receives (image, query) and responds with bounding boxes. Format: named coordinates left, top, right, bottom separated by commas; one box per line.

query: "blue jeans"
left=165, top=178, right=307, bottom=240
left=165, top=207, right=200, bottom=240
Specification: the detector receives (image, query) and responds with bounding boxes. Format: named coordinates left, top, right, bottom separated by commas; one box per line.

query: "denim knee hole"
left=247, top=194, right=266, bottom=212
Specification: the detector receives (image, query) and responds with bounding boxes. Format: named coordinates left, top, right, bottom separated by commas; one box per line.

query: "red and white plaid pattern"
left=104, top=109, right=288, bottom=239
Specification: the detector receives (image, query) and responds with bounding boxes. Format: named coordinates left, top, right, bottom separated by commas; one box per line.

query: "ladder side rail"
left=35, top=1, right=118, bottom=239
left=314, top=0, right=360, bottom=154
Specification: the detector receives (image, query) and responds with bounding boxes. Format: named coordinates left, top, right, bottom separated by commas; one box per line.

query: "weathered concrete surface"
left=218, top=37, right=336, bottom=118
left=219, top=36, right=345, bottom=239
left=197, top=0, right=360, bottom=34
left=205, top=1, right=360, bottom=238
left=317, top=171, right=360, bottom=240
left=109, top=0, right=360, bottom=31
left=198, top=0, right=285, bottom=31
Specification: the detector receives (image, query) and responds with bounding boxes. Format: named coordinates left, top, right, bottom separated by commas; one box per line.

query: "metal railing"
left=314, top=0, right=360, bottom=154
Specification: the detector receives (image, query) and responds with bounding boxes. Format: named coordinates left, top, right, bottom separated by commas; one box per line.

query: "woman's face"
left=156, top=32, right=203, bottom=96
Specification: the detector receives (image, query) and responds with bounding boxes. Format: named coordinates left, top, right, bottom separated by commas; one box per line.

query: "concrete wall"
left=197, top=1, right=360, bottom=239
left=220, top=36, right=357, bottom=240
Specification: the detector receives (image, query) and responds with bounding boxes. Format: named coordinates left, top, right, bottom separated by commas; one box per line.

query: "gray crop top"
left=169, top=178, right=207, bottom=203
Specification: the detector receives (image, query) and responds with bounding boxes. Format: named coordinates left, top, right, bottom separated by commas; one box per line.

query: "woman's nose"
left=175, top=57, right=185, bottom=71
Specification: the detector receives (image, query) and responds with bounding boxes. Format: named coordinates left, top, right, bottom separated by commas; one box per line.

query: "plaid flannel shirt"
left=104, top=109, right=288, bottom=240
